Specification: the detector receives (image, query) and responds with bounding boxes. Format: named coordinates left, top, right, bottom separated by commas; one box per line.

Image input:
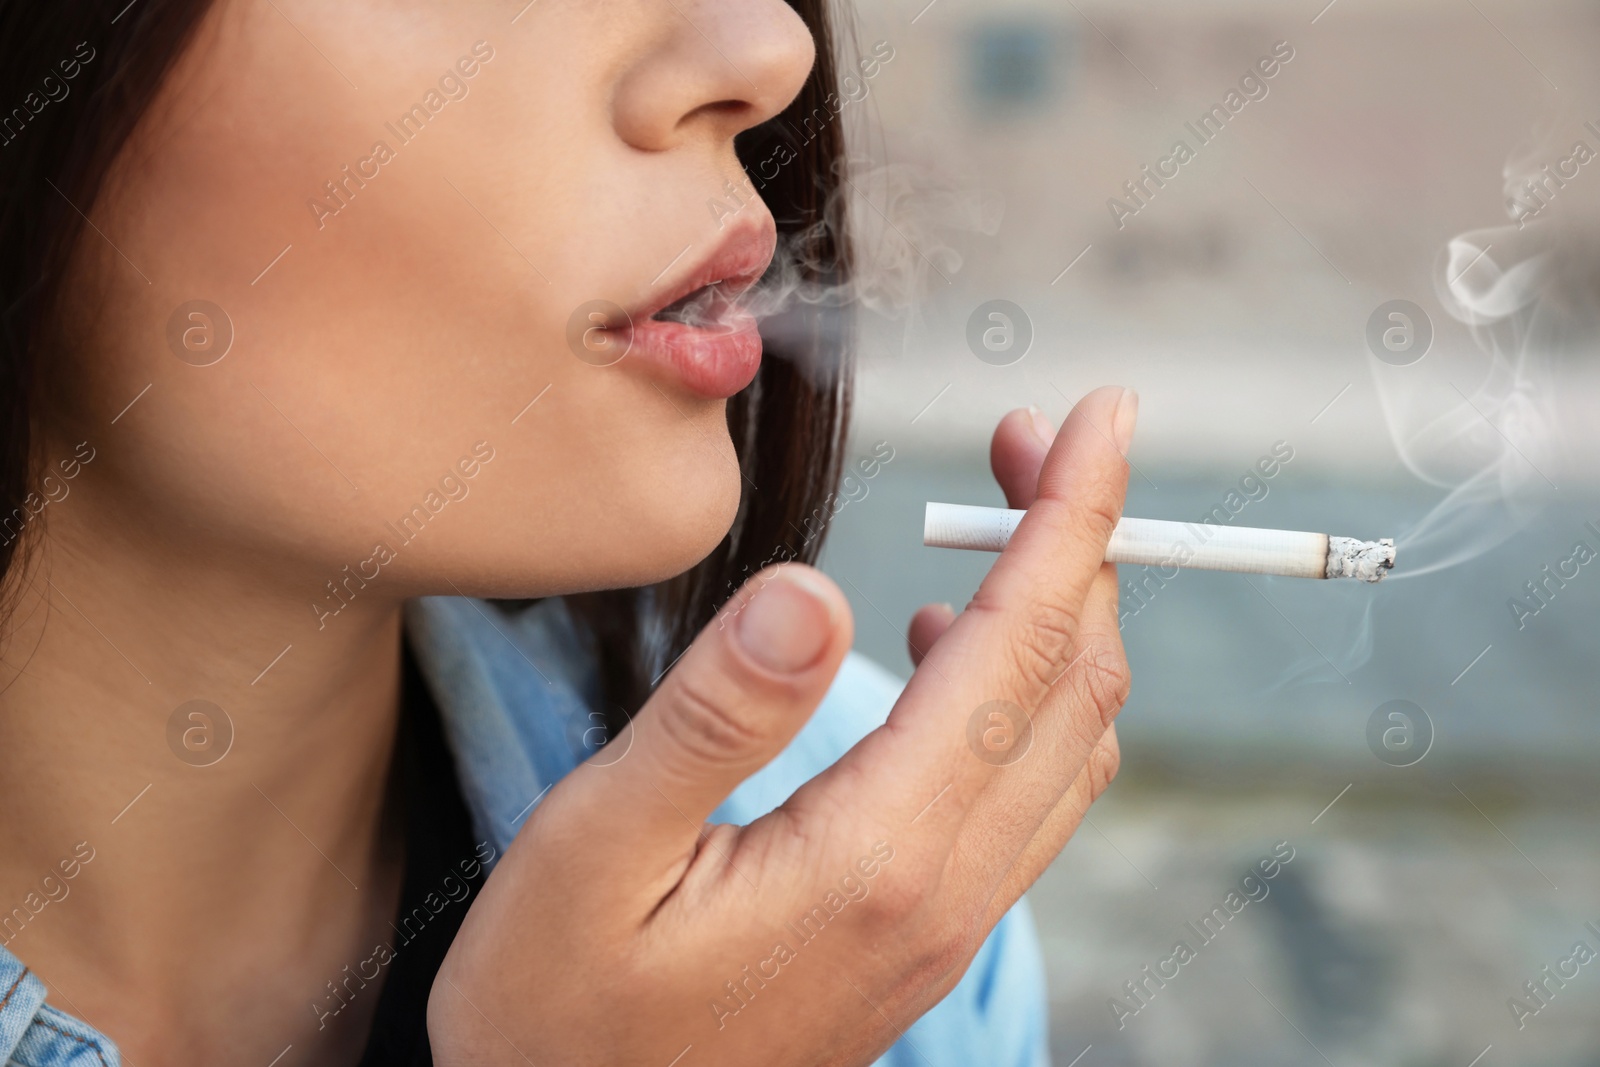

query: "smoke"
left=741, top=160, right=1005, bottom=383
left=1269, top=585, right=1379, bottom=691
left=1378, top=115, right=1600, bottom=580
left=1274, top=118, right=1598, bottom=688
left=1375, top=223, right=1564, bottom=579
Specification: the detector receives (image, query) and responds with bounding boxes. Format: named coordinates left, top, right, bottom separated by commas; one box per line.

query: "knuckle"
left=1036, top=484, right=1122, bottom=555
left=1005, top=597, right=1083, bottom=694
left=1079, top=489, right=1125, bottom=550
left=1087, top=734, right=1121, bottom=799
left=915, top=910, right=982, bottom=983
left=859, top=868, right=928, bottom=926
left=658, top=675, right=765, bottom=764
left=1072, top=641, right=1132, bottom=730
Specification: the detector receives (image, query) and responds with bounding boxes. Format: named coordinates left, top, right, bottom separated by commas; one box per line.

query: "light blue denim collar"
left=402, top=596, right=605, bottom=854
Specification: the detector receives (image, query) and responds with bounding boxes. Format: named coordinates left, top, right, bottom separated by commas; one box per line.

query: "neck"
left=0, top=485, right=411, bottom=1060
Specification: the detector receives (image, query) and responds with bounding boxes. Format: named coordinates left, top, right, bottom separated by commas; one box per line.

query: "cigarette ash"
left=1326, top=537, right=1396, bottom=583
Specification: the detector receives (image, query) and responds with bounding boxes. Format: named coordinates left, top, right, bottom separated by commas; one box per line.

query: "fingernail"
left=1113, top=388, right=1139, bottom=453
left=736, top=567, right=834, bottom=673
left=1027, top=405, right=1054, bottom=447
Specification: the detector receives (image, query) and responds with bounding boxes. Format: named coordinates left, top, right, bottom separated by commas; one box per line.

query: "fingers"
left=904, top=405, right=1053, bottom=668
left=907, top=602, right=955, bottom=668
left=955, top=552, right=1130, bottom=909
left=971, top=385, right=1136, bottom=702
left=990, top=406, right=1054, bottom=509
left=981, top=724, right=1121, bottom=930
left=549, top=564, right=853, bottom=895
left=803, top=387, right=1135, bottom=841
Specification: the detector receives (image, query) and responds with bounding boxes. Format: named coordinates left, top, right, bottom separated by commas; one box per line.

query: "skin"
left=0, top=0, right=1133, bottom=1064
left=429, top=394, right=1135, bottom=1066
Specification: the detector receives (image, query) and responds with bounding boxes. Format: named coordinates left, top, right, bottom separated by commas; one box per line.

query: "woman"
left=0, top=0, right=1134, bottom=1064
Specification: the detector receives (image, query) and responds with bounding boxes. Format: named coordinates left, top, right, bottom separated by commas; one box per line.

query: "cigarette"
left=923, top=502, right=1395, bottom=582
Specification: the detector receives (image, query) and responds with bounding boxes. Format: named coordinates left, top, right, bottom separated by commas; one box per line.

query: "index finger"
left=791, top=386, right=1135, bottom=834
left=972, top=384, right=1135, bottom=686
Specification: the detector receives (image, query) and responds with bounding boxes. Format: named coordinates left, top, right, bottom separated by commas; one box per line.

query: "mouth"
left=613, top=217, right=777, bottom=399
left=634, top=217, right=775, bottom=329
left=650, top=279, right=746, bottom=330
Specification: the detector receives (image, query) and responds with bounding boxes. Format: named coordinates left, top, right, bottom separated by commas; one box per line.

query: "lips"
left=607, top=217, right=777, bottom=400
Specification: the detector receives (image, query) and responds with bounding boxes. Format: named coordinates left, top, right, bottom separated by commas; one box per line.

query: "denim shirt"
left=0, top=597, right=1048, bottom=1067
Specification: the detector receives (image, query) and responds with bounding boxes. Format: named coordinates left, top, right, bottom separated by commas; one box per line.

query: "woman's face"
left=49, top=0, right=814, bottom=598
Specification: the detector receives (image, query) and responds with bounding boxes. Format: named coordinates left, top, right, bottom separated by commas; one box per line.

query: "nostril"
left=612, top=0, right=816, bottom=151
left=679, top=98, right=755, bottom=134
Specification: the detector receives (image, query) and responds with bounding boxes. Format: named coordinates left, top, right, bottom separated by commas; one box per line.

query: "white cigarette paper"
left=923, top=502, right=1395, bottom=582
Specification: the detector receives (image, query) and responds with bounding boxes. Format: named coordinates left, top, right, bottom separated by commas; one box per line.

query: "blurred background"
left=811, top=0, right=1600, bottom=1063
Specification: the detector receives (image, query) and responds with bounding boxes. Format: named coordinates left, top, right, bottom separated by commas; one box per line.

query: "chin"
left=534, top=447, right=745, bottom=595
left=415, top=418, right=747, bottom=601
left=603, top=409, right=747, bottom=582
left=415, top=481, right=741, bottom=602
left=614, top=466, right=744, bottom=588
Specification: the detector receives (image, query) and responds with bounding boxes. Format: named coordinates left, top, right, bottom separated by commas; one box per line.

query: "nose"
left=612, top=0, right=816, bottom=152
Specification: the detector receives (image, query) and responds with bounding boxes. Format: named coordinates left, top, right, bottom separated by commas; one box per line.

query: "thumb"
left=563, top=563, right=852, bottom=877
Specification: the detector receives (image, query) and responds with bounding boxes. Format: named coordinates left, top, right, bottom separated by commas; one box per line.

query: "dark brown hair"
left=0, top=2, right=853, bottom=732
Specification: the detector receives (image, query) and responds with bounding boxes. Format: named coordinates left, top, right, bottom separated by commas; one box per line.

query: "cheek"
left=59, top=0, right=748, bottom=595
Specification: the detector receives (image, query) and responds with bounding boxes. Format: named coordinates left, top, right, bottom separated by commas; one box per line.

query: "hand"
left=429, top=386, right=1139, bottom=1067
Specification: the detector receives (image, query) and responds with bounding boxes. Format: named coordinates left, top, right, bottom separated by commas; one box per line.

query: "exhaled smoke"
left=741, top=160, right=1004, bottom=383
